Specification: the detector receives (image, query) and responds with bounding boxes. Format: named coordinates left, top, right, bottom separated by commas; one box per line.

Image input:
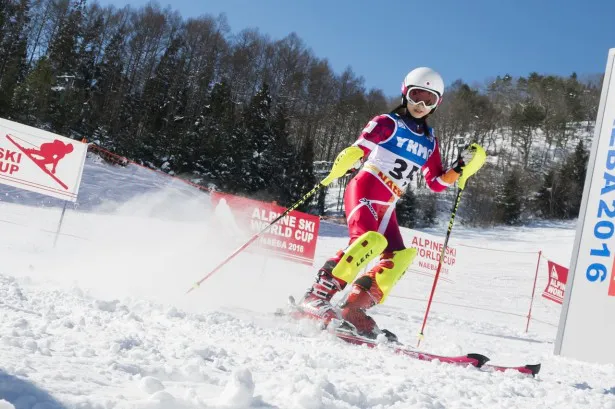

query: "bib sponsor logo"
left=356, top=248, right=375, bottom=267
left=376, top=170, right=403, bottom=197
left=359, top=197, right=378, bottom=220
left=394, top=137, right=433, bottom=160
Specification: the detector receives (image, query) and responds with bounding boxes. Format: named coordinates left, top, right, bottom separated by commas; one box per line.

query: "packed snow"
left=0, top=154, right=614, bottom=409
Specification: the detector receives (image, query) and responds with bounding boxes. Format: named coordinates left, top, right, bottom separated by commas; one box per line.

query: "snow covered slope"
left=0, top=154, right=614, bottom=409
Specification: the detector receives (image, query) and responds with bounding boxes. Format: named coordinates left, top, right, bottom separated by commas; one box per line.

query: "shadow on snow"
left=0, top=369, right=66, bottom=409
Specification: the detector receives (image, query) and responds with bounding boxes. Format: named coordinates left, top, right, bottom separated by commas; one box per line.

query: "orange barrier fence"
left=87, top=143, right=211, bottom=193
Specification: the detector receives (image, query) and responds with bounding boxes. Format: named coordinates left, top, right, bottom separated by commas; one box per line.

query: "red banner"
left=542, top=260, right=568, bottom=304
left=211, top=192, right=320, bottom=265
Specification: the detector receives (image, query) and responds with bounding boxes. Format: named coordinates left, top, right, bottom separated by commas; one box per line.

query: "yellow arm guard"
left=321, top=146, right=365, bottom=186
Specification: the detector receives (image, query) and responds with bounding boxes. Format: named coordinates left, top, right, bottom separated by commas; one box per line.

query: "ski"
left=482, top=362, right=541, bottom=376
left=284, top=296, right=540, bottom=376
left=335, top=324, right=540, bottom=375
left=334, top=328, right=489, bottom=367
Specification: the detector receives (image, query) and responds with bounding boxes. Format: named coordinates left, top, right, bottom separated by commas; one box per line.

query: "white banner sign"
left=403, top=229, right=457, bottom=282
left=0, top=118, right=87, bottom=202
left=555, top=48, right=615, bottom=364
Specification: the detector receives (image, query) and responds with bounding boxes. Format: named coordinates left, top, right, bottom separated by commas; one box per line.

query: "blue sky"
left=98, top=0, right=615, bottom=97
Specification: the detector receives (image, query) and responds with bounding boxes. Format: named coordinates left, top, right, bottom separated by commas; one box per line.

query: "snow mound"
left=217, top=368, right=255, bottom=407
left=139, top=376, right=165, bottom=394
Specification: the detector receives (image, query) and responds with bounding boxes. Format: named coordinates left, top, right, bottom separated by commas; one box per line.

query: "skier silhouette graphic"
left=24, top=139, right=74, bottom=174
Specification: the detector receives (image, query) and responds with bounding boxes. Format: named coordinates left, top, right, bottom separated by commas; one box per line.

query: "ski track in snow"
left=0, top=156, right=614, bottom=409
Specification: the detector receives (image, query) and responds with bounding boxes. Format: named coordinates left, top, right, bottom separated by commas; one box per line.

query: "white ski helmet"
left=401, top=67, right=444, bottom=110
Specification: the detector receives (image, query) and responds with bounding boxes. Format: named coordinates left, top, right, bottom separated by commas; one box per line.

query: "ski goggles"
left=406, top=87, right=440, bottom=109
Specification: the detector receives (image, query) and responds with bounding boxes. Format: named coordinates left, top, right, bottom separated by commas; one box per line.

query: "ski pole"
left=186, top=145, right=364, bottom=294
left=417, top=187, right=464, bottom=347
left=186, top=183, right=325, bottom=294
left=417, top=143, right=486, bottom=347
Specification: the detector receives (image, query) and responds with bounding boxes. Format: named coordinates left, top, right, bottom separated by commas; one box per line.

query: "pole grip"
left=458, top=143, right=486, bottom=190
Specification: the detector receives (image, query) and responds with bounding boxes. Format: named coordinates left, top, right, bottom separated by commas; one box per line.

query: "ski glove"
left=452, top=147, right=477, bottom=174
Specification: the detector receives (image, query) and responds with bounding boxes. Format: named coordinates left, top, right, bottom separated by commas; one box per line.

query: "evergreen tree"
left=565, top=73, right=584, bottom=123
left=570, top=139, right=589, bottom=189
left=47, top=0, right=84, bottom=75
left=456, top=166, right=500, bottom=226
left=74, top=10, right=106, bottom=137
left=90, top=30, right=128, bottom=147
left=316, top=186, right=327, bottom=216
left=189, top=80, right=238, bottom=187
left=498, top=167, right=524, bottom=225
left=113, top=93, right=142, bottom=159
left=289, top=137, right=316, bottom=212
left=239, top=83, right=276, bottom=197
left=0, top=0, right=30, bottom=117
left=267, top=105, right=295, bottom=205
left=536, top=140, right=588, bottom=219
left=564, top=139, right=589, bottom=217
left=536, top=168, right=565, bottom=219
left=47, top=0, right=86, bottom=135
left=396, top=190, right=418, bottom=228
left=12, top=57, right=54, bottom=125
left=139, top=37, right=187, bottom=167
left=416, top=192, right=437, bottom=227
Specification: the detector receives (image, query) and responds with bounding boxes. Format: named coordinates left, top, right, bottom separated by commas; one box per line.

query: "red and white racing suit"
left=344, top=112, right=457, bottom=252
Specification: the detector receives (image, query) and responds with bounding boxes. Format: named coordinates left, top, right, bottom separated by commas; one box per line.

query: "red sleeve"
left=421, top=137, right=453, bottom=192
left=353, top=115, right=396, bottom=156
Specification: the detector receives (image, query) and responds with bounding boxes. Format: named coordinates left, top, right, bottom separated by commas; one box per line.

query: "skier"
left=298, top=67, right=483, bottom=338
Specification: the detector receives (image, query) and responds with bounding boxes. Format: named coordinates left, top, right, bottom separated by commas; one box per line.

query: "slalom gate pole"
left=525, top=250, right=543, bottom=333
left=417, top=188, right=464, bottom=347
left=53, top=202, right=68, bottom=248
left=185, top=182, right=326, bottom=294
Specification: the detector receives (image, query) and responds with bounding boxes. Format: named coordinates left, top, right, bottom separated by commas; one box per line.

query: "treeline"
left=0, top=0, right=602, bottom=224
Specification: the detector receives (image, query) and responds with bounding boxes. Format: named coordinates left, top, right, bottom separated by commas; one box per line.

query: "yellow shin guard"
left=331, top=231, right=388, bottom=283
left=375, top=247, right=418, bottom=303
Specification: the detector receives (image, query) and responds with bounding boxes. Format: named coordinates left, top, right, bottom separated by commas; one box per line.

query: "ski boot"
left=339, top=248, right=417, bottom=341
left=299, top=231, right=389, bottom=326
left=339, top=277, right=392, bottom=340
left=298, top=255, right=347, bottom=324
